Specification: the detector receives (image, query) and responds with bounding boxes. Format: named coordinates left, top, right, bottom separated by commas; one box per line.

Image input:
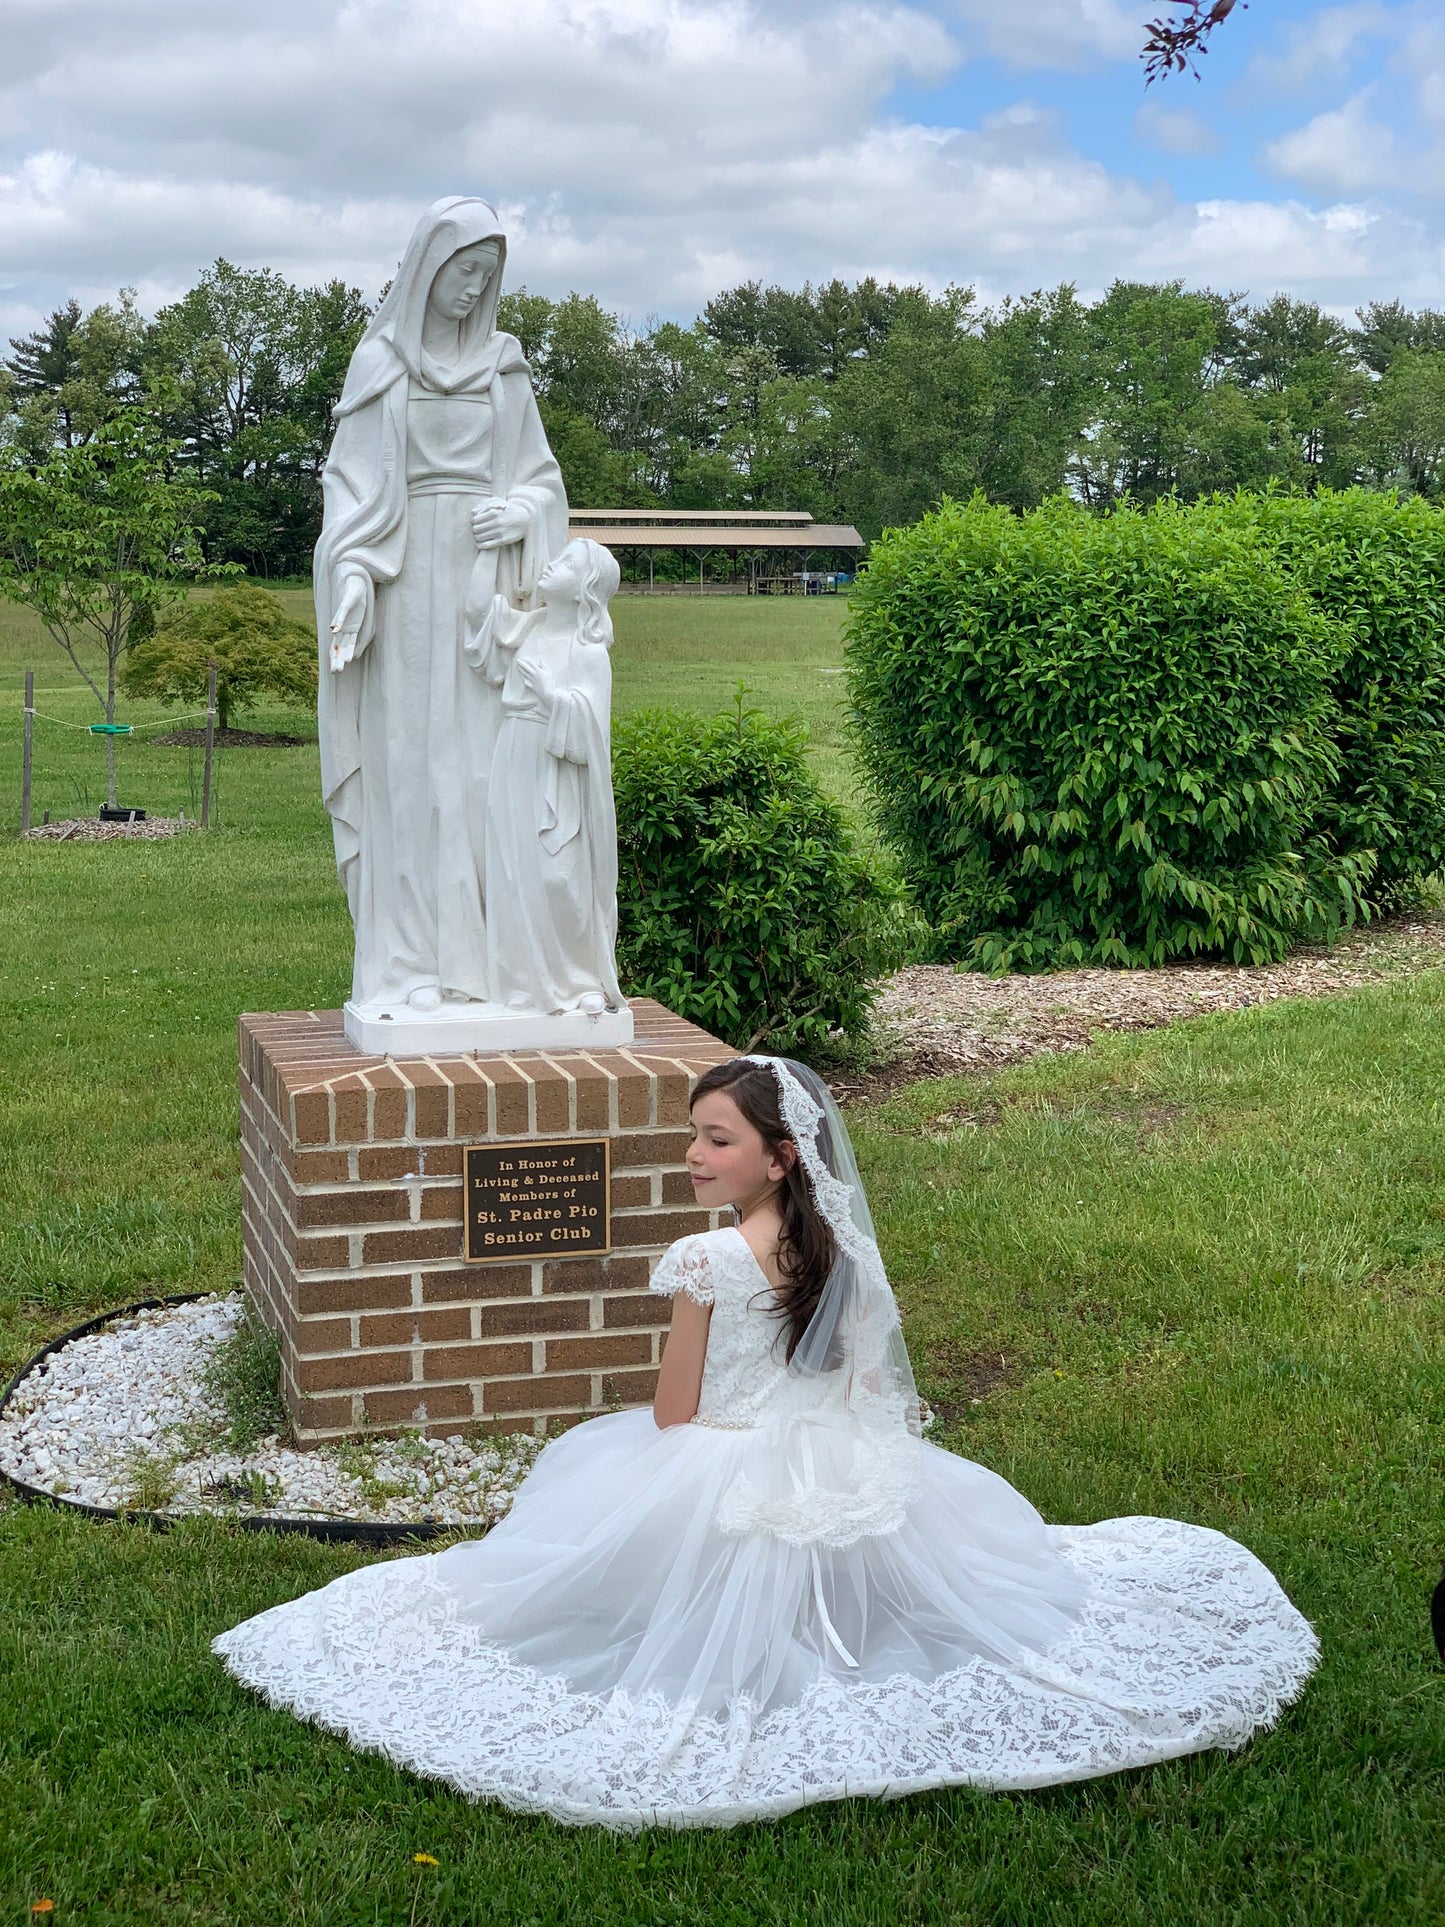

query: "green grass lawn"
left=2, top=590, right=1443, bottom=1924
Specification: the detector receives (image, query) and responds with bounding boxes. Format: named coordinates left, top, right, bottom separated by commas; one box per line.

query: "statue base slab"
left=343, top=999, right=635, bottom=1057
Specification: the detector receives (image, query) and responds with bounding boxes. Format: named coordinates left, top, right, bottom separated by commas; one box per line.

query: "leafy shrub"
left=613, top=698, right=901, bottom=1053
left=847, top=494, right=1369, bottom=970
left=1198, top=490, right=1445, bottom=908
left=121, top=582, right=316, bottom=732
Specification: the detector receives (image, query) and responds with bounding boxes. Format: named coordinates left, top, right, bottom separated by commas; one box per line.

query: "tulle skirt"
left=213, top=1410, right=1318, bottom=1829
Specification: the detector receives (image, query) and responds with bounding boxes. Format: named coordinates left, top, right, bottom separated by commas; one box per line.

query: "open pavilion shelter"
left=567, top=509, right=864, bottom=594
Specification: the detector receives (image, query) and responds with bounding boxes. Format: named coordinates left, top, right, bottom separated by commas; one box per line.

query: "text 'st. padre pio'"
left=464, top=1139, right=611, bottom=1261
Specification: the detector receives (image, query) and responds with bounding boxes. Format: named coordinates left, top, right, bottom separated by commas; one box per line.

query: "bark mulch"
left=833, top=910, right=1445, bottom=1105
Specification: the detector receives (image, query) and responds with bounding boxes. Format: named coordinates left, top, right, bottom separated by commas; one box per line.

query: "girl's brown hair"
left=690, top=1058, right=836, bottom=1361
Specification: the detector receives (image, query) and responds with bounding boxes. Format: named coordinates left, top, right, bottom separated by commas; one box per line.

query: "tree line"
left=6, top=260, right=1445, bottom=577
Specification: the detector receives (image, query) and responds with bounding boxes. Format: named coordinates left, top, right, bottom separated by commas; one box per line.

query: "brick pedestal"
left=239, top=1001, right=733, bottom=1443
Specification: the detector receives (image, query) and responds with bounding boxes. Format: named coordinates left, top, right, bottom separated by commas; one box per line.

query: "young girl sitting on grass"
left=215, top=1055, right=1317, bottom=1830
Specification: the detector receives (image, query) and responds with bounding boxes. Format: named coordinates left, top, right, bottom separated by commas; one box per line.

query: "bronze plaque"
left=464, top=1138, right=611, bottom=1263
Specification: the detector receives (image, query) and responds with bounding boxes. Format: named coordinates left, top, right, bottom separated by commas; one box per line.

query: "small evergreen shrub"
left=613, top=699, right=901, bottom=1053
left=1200, top=490, right=1445, bottom=908
left=848, top=495, right=1370, bottom=970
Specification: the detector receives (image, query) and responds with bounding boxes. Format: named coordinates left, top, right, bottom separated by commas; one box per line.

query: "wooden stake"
left=201, top=662, right=217, bottom=829
left=21, top=669, right=34, bottom=836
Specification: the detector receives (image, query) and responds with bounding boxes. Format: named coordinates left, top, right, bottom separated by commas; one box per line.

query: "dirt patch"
left=149, top=727, right=308, bottom=747
left=832, top=909, right=1445, bottom=1105
left=920, top=1341, right=1019, bottom=1430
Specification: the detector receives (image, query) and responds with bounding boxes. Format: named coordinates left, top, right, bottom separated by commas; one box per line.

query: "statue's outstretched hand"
left=472, top=498, right=531, bottom=549
left=329, top=574, right=368, bottom=672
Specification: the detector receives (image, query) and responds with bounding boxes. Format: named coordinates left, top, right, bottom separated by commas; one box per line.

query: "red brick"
left=294, top=1317, right=354, bottom=1356
left=362, top=1226, right=461, bottom=1265
left=611, top=1129, right=692, bottom=1169
left=489, top=1064, right=531, bottom=1136
left=611, top=1174, right=652, bottom=1209
left=370, top=1068, right=408, bottom=1139
left=332, top=1081, right=370, bottom=1144
left=296, top=1273, right=413, bottom=1315
left=363, top=1384, right=473, bottom=1426
left=297, top=1349, right=412, bottom=1392
left=610, top=1208, right=710, bottom=1249
left=296, top=1393, right=354, bottom=1432
left=411, top=1066, right=450, bottom=1139
left=293, top=1234, right=352, bottom=1273
left=419, top=1184, right=464, bottom=1222
left=569, top=1062, right=612, bottom=1130
left=420, top=1263, right=533, bottom=1304
left=293, top=1187, right=410, bottom=1230
left=483, top=1374, right=591, bottom=1414
left=603, top=1368, right=660, bottom=1404
left=546, top=1333, right=650, bottom=1370
left=434, top=1414, right=527, bottom=1439
left=357, top=1146, right=421, bottom=1181
left=293, top=1149, right=350, bottom=1185
left=526, top=1062, right=572, bottom=1133
left=358, top=1306, right=471, bottom=1347
left=476, top=1298, right=588, bottom=1337
left=421, top=1144, right=463, bottom=1177
left=654, top=1064, right=693, bottom=1126
left=614, top=1064, right=654, bottom=1128
left=422, top=1341, right=531, bottom=1379
left=291, top=1091, right=330, bottom=1145
left=603, top=1292, right=672, bottom=1330
left=661, top=1169, right=700, bottom=1205
left=541, top=1254, right=648, bottom=1296
left=450, top=1064, right=490, bottom=1138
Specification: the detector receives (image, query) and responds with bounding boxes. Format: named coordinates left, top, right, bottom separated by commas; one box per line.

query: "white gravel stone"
left=0, top=1293, right=540, bottom=1528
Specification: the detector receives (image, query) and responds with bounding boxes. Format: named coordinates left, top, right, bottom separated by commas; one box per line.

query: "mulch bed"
left=23, top=816, right=194, bottom=842
left=833, top=910, right=1445, bottom=1105
left=149, top=728, right=308, bottom=747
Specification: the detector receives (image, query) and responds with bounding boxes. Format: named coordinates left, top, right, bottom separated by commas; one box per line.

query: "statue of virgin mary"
left=315, top=198, right=577, bottom=1050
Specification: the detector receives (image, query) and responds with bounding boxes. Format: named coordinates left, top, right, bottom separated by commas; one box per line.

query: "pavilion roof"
left=567, top=509, right=863, bottom=551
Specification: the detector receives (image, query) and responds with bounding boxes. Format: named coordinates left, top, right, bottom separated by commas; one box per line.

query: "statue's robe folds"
left=315, top=341, right=567, bottom=1008
left=483, top=606, right=624, bottom=1015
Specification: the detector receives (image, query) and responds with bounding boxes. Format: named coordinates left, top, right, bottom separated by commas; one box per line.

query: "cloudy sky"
left=1, top=0, right=1441, bottom=342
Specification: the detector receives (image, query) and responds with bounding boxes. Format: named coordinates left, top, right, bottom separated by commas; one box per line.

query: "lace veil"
left=713, top=1055, right=922, bottom=1551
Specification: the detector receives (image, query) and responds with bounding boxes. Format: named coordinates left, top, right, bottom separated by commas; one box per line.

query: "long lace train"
left=213, top=1411, right=1317, bottom=1830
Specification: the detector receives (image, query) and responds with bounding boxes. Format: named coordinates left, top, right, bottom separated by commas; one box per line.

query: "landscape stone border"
left=0, top=1293, right=454, bottom=1547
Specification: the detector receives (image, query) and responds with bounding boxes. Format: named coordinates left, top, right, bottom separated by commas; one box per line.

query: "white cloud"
left=1244, top=3, right=1393, bottom=93
left=1, top=0, right=1443, bottom=349
left=949, top=0, right=1136, bottom=69
left=1134, top=100, right=1222, bottom=157
left=1265, top=87, right=1403, bottom=194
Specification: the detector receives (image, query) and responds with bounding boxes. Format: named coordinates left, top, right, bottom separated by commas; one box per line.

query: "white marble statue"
left=483, top=539, right=625, bottom=1019
left=314, top=197, right=633, bottom=1053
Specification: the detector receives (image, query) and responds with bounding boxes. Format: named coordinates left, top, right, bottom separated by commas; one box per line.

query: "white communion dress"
left=213, top=1218, right=1319, bottom=1829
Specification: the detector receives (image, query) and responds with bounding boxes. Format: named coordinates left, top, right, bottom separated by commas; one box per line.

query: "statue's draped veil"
left=336, top=196, right=518, bottom=415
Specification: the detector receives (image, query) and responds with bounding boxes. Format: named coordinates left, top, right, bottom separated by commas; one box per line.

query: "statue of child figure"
left=483, top=537, right=626, bottom=1017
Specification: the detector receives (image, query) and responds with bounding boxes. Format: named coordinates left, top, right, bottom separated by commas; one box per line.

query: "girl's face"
left=538, top=544, right=587, bottom=600
left=687, top=1090, right=791, bottom=1213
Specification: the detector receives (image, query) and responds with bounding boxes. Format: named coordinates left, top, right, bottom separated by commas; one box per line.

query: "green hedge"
left=613, top=702, right=900, bottom=1053
left=1197, top=490, right=1445, bottom=908
left=847, top=495, right=1371, bottom=970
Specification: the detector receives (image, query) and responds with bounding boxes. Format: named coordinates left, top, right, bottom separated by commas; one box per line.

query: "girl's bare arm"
left=652, top=1294, right=711, bottom=1428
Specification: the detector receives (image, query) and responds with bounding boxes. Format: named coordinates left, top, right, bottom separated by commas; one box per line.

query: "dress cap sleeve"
left=648, top=1234, right=714, bottom=1307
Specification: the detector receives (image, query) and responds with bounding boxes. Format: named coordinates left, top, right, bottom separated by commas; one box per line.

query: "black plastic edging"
left=0, top=1292, right=456, bottom=1548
